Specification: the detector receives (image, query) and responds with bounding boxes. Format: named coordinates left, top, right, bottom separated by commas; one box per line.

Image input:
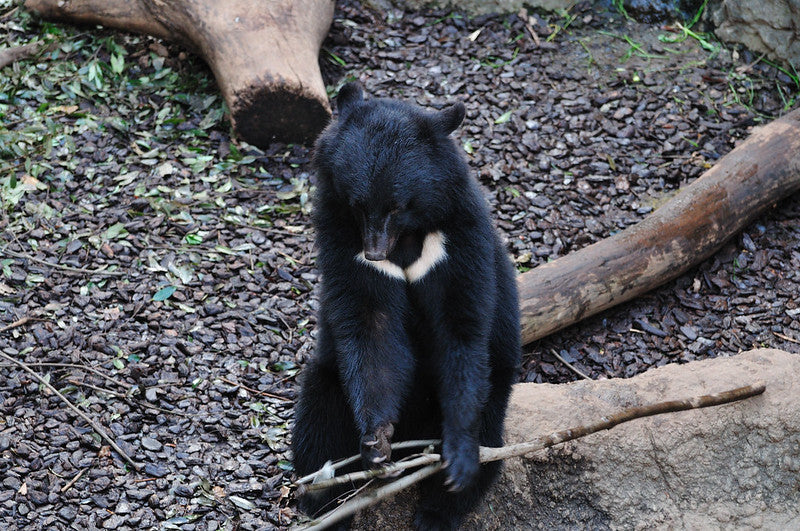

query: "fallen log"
left=24, top=0, right=335, bottom=147
left=519, top=108, right=800, bottom=344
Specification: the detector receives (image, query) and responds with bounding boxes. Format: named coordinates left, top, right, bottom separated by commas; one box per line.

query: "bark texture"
left=24, top=0, right=335, bottom=147
left=518, top=108, right=800, bottom=344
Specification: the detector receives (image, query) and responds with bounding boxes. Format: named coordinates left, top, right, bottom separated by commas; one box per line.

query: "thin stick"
left=300, top=463, right=443, bottom=530
left=217, top=376, right=292, bottom=401
left=301, top=382, right=766, bottom=525
left=1, top=247, right=126, bottom=276
left=480, top=381, right=766, bottom=463
left=0, top=350, right=142, bottom=471
left=66, top=379, right=126, bottom=398
left=61, top=468, right=87, bottom=493
left=550, top=348, right=591, bottom=380
left=0, top=316, right=31, bottom=333
left=295, top=439, right=440, bottom=486
left=773, top=331, right=800, bottom=345
left=22, top=362, right=131, bottom=389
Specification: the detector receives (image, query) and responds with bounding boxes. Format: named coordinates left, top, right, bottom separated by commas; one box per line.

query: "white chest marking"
left=356, top=231, right=447, bottom=283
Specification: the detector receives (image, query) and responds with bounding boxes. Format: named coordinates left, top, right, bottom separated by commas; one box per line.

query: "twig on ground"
left=773, top=331, right=800, bottom=345
left=60, top=468, right=87, bottom=493
left=0, top=350, right=143, bottom=471
left=67, top=379, right=126, bottom=398
left=550, top=348, right=591, bottom=380
left=0, top=316, right=31, bottom=333
left=1, top=247, right=126, bottom=276
left=300, top=463, right=443, bottom=530
left=217, top=375, right=292, bottom=401
left=300, top=382, right=766, bottom=528
left=21, top=362, right=131, bottom=389
left=519, top=8, right=541, bottom=47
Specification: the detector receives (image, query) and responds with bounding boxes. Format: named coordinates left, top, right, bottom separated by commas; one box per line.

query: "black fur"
left=293, top=84, right=521, bottom=530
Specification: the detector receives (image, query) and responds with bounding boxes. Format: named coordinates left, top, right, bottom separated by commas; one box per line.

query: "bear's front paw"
left=360, top=423, right=394, bottom=468
left=441, top=438, right=479, bottom=492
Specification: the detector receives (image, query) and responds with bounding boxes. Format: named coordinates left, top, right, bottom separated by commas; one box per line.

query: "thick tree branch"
left=518, top=109, right=800, bottom=344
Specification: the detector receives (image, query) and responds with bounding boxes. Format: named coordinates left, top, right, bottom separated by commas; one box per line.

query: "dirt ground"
left=1, top=0, right=799, bottom=529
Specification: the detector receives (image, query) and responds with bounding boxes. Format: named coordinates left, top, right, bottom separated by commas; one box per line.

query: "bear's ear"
left=336, top=82, right=364, bottom=120
left=430, top=102, right=465, bottom=136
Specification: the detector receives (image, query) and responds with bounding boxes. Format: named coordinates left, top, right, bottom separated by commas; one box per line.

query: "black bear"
left=292, top=83, right=521, bottom=530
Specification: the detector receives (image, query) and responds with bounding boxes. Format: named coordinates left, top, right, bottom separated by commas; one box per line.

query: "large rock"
left=354, top=349, right=800, bottom=529
left=710, top=0, right=800, bottom=70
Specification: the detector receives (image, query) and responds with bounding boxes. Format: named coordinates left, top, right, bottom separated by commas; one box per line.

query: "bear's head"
left=313, top=83, right=468, bottom=261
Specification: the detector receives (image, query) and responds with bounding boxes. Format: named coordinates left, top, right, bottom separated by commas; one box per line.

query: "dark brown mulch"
left=1, top=1, right=798, bottom=529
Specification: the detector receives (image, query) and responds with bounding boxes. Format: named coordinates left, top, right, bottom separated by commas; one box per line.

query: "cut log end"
left=232, top=86, right=331, bottom=147
left=25, top=0, right=335, bottom=148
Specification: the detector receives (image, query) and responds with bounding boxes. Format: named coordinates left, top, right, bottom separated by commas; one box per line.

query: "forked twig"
left=304, top=453, right=440, bottom=493
left=299, top=382, right=766, bottom=529
left=295, top=439, right=440, bottom=486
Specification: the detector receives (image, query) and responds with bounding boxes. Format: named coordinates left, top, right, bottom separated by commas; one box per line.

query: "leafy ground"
left=1, top=0, right=799, bottom=529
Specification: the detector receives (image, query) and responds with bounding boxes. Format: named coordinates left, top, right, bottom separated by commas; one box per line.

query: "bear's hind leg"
left=292, top=358, right=359, bottom=527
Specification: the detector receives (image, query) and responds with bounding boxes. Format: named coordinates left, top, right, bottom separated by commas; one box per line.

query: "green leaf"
left=214, top=245, right=236, bottom=255
left=176, top=302, right=196, bottom=313
left=153, top=285, right=177, bottom=301
left=326, top=50, right=347, bottom=67
left=228, top=495, right=255, bottom=511
left=185, top=233, right=203, bottom=245
left=494, top=110, right=513, bottom=124
left=110, top=53, right=124, bottom=75
left=1, top=259, right=13, bottom=278
left=112, top=359, right=124, bottom=370
left=104, top=222, right=128, bottom=239
left=272, top=360, right=296, bottom=372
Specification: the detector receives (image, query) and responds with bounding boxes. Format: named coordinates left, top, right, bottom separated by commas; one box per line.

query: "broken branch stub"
left=24, top=0, right=335, bottom=147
